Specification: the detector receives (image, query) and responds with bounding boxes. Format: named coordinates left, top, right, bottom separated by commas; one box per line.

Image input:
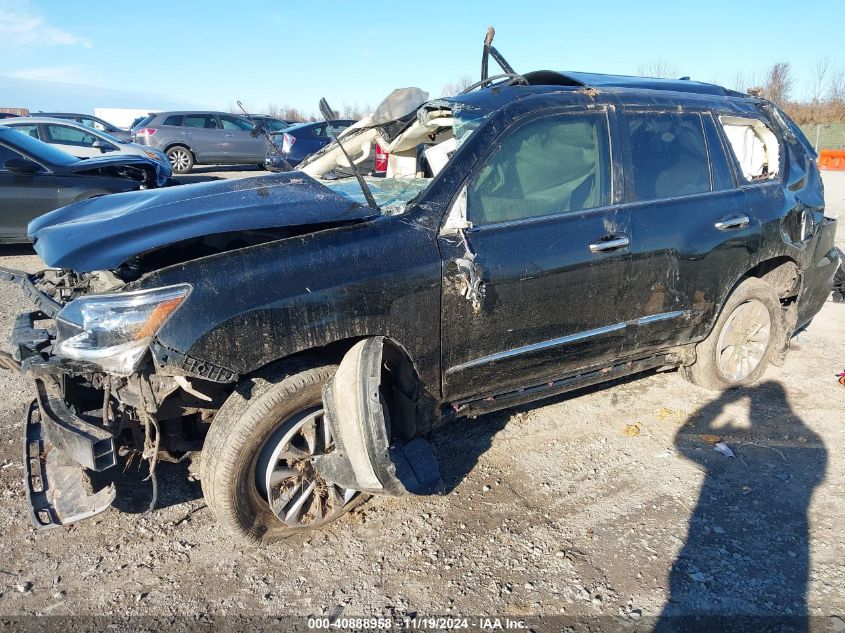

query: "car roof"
left=153, top=111, right=249, bottom=117
left=0, top=116, right=107, bottom=127
left=283, top=119, right=355, bottom=131
left=523, top=70, right=743, bottom=97
left=442, top=69, right=752, bottom=116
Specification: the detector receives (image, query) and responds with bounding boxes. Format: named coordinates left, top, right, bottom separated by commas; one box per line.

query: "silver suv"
left=132, top=111, right=269, bottom=173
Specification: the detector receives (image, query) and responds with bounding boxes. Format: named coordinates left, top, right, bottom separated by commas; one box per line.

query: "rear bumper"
left=797, top=217, right=839, bottom=328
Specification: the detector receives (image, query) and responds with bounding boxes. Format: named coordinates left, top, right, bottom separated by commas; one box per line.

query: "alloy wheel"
left=254, top=407, right=357, bottom=528
left=715, top=299, right=772, bottom=381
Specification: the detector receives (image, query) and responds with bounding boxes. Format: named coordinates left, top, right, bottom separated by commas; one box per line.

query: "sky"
left=1, top=0, right=842, bottom=118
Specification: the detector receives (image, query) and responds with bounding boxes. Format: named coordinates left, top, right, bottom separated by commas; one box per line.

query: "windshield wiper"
left=319, top=98, right=378, bottom=210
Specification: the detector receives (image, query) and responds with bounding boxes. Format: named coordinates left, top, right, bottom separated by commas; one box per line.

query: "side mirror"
left=92, top=140, right=108, bottom=152
left=4, top=157, right=42, bottom=174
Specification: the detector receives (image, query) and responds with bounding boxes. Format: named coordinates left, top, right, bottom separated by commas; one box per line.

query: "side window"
left=626, top=112, right=710, bottom=201
left=8, top=124, right=40, bottom=140
left=183, top=114, right=218, bottom=129
left=44, top=124, right=98, bottom=147
left=163, top=115, right=183, bottom=126
left=0, top=143, right=24, bottom=168
left=219, top=115, right=253, bottom=131
left=719, top=115, right=780, bottom=181
left=468, top=112, right=610, bottom=226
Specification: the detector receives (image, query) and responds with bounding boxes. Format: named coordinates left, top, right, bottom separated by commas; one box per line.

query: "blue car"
left=265, top=119, right=355, bottom=171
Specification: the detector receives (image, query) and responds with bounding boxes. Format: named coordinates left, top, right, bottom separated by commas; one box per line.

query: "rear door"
left=618, top=109, right=753, bottom=354
left=439, top=106, right=633, bottom=401
left=219, top=114, right=266, bottom=163
left=180, top=114, right=226, bottom=162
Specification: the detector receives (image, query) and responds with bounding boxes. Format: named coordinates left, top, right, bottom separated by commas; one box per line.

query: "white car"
left=0, top=116, right=170, bottom=168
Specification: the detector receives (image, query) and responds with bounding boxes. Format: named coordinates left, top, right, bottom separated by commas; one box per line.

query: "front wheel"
left=200, top=360, right=363, bottom=544
left=682, top=277, right=784, bottom=390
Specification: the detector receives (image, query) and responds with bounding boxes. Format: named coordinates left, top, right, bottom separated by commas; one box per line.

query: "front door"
left=180, top=114, right=227, bottom=163
left=439, top=108, right=633, bottom=402
left=219, top=114, right=267, bottom=163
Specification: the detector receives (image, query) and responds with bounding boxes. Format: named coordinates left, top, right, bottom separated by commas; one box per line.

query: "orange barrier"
left=818, top=149, right=845, bottom=170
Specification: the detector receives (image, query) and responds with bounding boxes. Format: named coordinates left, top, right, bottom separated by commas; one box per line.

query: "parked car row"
left=1, top=106, right=372, bottom=175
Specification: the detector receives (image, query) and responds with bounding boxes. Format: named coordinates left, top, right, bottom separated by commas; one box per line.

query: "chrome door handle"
left=224, top=133, right=233, bottom=137
left=714, top=215, right=750, bottom=230
left=179, top=132, right=191, bottom=135
left=589, top=236, right=629, bottom=253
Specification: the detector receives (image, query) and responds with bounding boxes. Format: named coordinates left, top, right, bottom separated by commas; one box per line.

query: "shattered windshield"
left=323, top=177, right=430, bottom=213
left=452, top=102, right=492, bottom=148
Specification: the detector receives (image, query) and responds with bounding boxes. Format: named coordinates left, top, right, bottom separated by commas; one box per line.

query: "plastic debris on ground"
left=714, top=442, right=735, bottom=458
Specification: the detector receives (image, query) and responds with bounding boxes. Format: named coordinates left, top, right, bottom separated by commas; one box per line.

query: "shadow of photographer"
left=655, top=381, right=827, bottom=632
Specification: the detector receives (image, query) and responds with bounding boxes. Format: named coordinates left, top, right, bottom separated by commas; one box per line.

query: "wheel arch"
left=163, top=142, right=195, bottom=156
left=243, top=334, right=436, bottom=441
left=692, top=254, right=801, bottom=367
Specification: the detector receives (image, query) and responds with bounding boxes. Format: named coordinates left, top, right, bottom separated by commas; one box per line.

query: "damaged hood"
left=29, top=172, right=374, bottom=272
left=62, top=153, right=166, bottom=173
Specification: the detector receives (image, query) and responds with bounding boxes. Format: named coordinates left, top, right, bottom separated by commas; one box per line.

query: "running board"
left=450, top=354, right=677, bottom=418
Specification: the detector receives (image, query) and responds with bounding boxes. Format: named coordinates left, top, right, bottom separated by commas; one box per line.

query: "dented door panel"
left=440, top=206, right=632, bottom=401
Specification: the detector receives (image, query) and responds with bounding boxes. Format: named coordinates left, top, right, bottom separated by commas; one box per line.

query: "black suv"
left=1, top=62, right=837, bottom=543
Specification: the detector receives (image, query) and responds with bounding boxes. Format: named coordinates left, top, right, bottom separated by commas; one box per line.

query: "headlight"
left=54, top=284, right=191, bottom=375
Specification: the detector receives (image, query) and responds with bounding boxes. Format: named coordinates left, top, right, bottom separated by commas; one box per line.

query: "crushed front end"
left=0, top=266, right=229, bottom=528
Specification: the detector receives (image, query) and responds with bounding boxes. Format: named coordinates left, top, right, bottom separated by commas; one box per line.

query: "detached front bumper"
left=2, top=267, right=119, bottom=527
left=25, top=395, right=116, bottom=529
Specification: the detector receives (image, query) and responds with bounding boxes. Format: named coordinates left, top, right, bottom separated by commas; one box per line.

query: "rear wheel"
left=682, top=278, right=783, bottom=390
left=200, top=360, right=363, bottom=544
left=166, top=145, right=194, bottom=174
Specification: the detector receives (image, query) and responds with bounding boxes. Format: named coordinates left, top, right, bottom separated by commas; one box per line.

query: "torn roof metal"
left=528, top=70, right=744, bottom=97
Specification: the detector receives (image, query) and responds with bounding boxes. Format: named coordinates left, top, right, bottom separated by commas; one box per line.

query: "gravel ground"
left=0, top=169, right=842, bottom=625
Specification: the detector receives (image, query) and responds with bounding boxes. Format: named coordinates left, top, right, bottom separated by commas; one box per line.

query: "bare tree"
left=339, top=103, right=371, bottom=120
left=762, top=62, right=793, bottom=107
left=828, top=69, right=844, bottom=102
left=730, top=70, right=762, bottom=94
left=637, top=59, right=680, bottom=79
left=261, top=104, right=309, bottom=122
left=441, top=75, right=475, bottom=97
left=812, top=58, right=831, bottom=103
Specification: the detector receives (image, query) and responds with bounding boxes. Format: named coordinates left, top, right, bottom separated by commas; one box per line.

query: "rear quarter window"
left=625, top=112, right=711, bottom=201
left=719, top=115, right=781, bottom=182
left=163, top=115, right=183, bottom=126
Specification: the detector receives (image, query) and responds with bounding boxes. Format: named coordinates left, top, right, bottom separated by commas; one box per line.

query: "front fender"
left=144, top=213, right=443, bottom=395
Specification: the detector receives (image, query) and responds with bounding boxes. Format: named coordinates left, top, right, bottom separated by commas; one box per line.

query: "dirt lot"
left=0, top=170, right=843, bottom=626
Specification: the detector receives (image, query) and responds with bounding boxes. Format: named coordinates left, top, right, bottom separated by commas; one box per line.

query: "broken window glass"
left=720, top=115, right=780, bottom=181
